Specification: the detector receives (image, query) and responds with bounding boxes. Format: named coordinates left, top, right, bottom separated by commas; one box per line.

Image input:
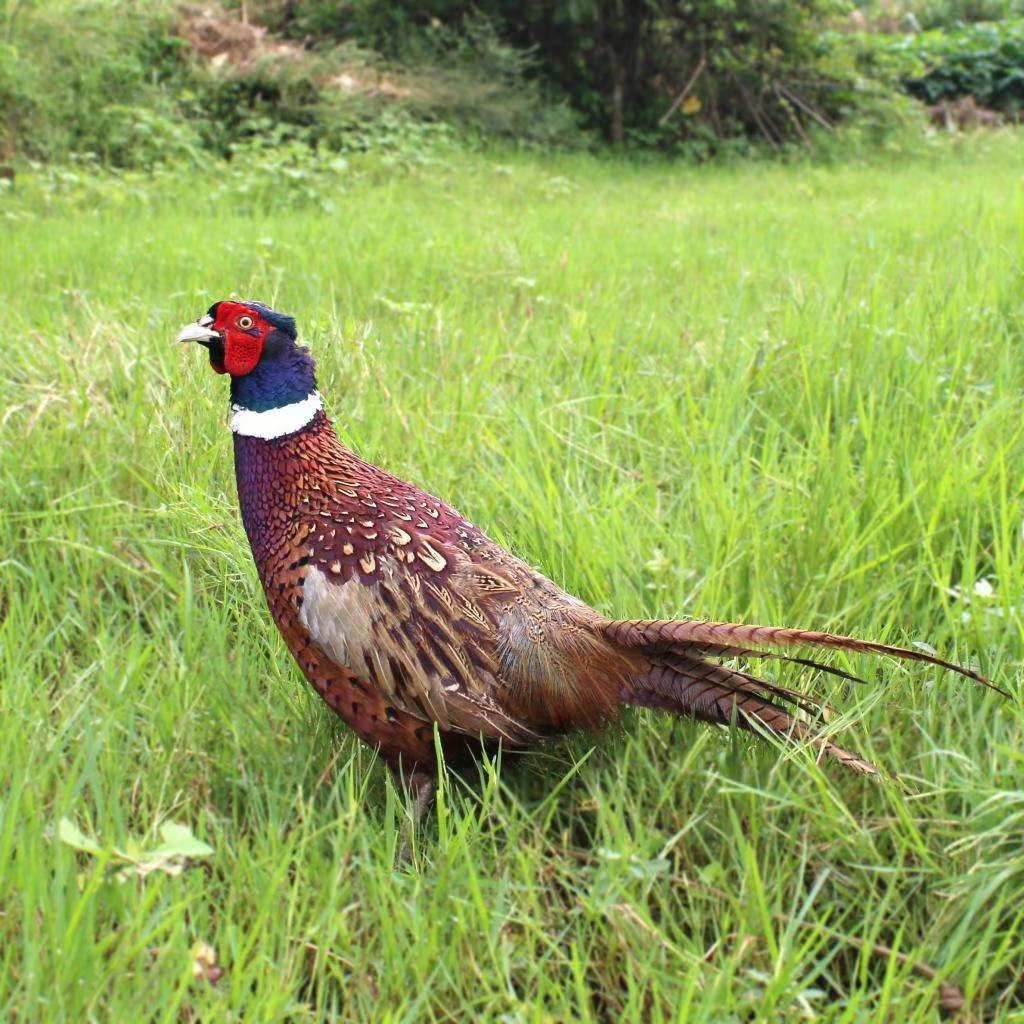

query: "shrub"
left=0, top=0, right=981, bottom=165
left=0, top=2, right=202, bottom=166
left=0, top=2, right=195, bottom=166
left=859, top=19, right=1024, bottom=116
left=912, top=0, right=1022, bottom=30
left=251, top=0, right=907, bottom=151
left=183, top=55, right=327, bottom=157
left=386, top=14, right=586, bottom=146
left=901, top=20, right=1024, bottom=113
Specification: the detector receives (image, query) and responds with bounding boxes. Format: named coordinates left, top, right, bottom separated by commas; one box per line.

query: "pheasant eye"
left=237, top=315, right=254, bottom=329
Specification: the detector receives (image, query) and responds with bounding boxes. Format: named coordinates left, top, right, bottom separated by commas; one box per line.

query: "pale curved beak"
left=176, top=314, right=220, bottom=345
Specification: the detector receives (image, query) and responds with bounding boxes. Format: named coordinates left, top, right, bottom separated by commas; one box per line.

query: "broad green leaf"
left=157, top=821, right=215, bottom=859
left=57, top=818, right=103, bottom=857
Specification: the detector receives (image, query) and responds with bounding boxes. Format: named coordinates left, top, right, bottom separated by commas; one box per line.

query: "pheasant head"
left=177, top=299, right=320, bottom=438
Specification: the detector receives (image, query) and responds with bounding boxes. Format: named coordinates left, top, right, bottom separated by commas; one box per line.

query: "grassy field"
left=2, top=136, right=1023, bottom=1021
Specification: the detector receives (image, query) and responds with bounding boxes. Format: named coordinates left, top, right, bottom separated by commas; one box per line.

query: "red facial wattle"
left=222, top=327, right=264, bottom=376
left=206, top=301, right=267, bottom=377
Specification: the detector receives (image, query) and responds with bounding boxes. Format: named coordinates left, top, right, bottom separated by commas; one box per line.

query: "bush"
left=387, top=14, right=586, bottom=146
left=0, top=2, right=462, bottom=167
left=859, top=19, right=1024, bottom=116
left=239, top=0, right=908, bottom=151
left=902, top=20, right=1024, bottom=113
left=0, top=2, right=196, bottom=166
left=183, top=55, right=327, bottom=157
left=653, top=0, right=860, bottom=152
left=1, top=0, right=991, bottom=166
left=256, top=0, right=908, bottom=151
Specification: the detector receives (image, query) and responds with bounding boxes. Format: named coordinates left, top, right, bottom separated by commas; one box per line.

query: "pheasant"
left=178, top=299, right=998, bottom=816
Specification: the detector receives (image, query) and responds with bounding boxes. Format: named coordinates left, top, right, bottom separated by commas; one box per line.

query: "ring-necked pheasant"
left=178, top=299, right=999, bottom=815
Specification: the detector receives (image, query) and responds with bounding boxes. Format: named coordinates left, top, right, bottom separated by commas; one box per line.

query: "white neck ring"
left=230, top=391, right=323, bottom=440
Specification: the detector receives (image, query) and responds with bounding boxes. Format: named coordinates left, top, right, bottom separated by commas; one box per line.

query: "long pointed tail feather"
left=605, top=616, right=1007, bottom=776
left=605, top=618, right=1008, bottom=697
left=654, top=650, right=840, bottom=720
left=630, top=654, right=881, bottom=775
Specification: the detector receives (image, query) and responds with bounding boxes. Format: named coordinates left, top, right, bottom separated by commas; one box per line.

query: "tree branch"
left=658, top=56, right=708, bottom=126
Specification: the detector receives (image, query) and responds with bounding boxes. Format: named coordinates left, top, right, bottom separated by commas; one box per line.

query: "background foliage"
left=2, top=0, right=1022, bottom=168
left=253, top=0, right=892, bottom=150
left=898, top=19, right=1024, bottom=111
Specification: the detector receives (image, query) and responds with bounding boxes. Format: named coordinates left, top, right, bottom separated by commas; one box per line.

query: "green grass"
left=2, top=135, right=1023, bottom=1021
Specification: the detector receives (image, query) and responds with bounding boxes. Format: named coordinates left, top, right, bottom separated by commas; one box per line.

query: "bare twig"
left=774, top=83, right=814, bottom=151
left=658, top=56, right=708, bottom=126
left=739, top=84, right=780, bottom=150
left=775, top=80, right=835, bottom=132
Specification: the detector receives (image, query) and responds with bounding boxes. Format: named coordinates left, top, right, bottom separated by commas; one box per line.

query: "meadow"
left=1, top=136, right=1023, bottom=1021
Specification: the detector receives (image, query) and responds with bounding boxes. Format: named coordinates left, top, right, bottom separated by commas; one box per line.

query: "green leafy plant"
left=58, top=818, right=215, bottom=883
left=857, top=19, right=1024, bottom=115
left=901, top=20, right=1024, bottom=112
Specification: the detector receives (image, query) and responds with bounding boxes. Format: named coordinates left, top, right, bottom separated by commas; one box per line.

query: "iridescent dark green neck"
left=230, top=333, right=318, bottom=413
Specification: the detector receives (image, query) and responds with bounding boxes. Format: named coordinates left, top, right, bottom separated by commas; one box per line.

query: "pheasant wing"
left=297, top=518, right=631, bottom=741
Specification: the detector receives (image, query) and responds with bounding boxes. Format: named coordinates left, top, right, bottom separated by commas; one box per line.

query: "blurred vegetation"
left=892, top=20, right=1024, bottom=112
left=0, top=2, right=196, bottom=165
left=0, top=0, right=1021, bottom=168
left=897, top=0, right=1022, bottom=28
left=254, top=0, right=888, bottom=154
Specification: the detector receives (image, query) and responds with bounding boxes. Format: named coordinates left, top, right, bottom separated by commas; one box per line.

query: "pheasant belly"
left=263, top=569, right=442, bottom=772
